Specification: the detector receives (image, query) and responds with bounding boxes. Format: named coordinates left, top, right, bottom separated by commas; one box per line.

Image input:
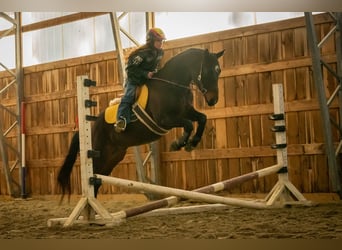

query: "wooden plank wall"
left=0, top=13, right=339, bottom=195
left=159, top=13, right=339, bottom=194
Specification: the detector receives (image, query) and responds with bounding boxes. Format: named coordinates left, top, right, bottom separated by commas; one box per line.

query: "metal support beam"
left=336, top=13, right=342, bottom=144
left=108, top=12, right=160, bottom=191
left=0, top=116, right=15, bottom=195
left=15, top=12, right=26, bottom=198
left=0, top=12, right=24, bottom=197
left=145, top=12, right=155, bottom=30
left=305, top=12, right=342, bottom=197
left=109, top=12, right=126, bottom=85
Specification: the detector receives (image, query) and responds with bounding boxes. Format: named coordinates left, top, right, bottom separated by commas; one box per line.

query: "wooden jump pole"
left=106, top=163, right=282, bottom=220
left=95, top=174, right=270, bottom=210
left=47, top=163, right=282, bottom=226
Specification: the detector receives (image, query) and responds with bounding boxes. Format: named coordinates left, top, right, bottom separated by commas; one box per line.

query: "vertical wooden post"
left=265, top=83, right=311, bottom=206
left=77, top=76, right=95, bottom=198
left=48, top=76, right=112, bottom=227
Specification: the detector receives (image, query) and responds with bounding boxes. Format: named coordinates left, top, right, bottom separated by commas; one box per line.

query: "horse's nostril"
left=208, top=98, right=217, bottom=106
left=205, top=92, right=218, bottom=106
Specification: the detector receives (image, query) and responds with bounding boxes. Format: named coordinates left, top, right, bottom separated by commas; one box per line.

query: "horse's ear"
left=216, top=50, right=225, bottom=59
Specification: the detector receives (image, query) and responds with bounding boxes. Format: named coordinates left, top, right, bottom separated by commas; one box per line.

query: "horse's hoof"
left=184, top=143, right=194, bottom=152
left=170, top=141, right=180, bottom=151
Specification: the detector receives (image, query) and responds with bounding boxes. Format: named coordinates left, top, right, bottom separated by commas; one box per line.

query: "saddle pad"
left=104, top=84, right=149, bottom=124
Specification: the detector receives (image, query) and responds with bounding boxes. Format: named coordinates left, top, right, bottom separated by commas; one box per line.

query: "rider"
left=114, top=27, right=166, bottom=133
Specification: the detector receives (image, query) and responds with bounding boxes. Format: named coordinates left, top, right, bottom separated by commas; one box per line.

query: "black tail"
left=57, top=131, right=80, bottom=203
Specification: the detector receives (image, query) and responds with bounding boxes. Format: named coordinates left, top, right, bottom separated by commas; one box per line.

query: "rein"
left=151, top=51, right=208, bottom=95
left=150, top=77, right=191, bottom=90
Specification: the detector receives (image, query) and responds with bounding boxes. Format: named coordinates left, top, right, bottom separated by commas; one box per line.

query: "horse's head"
left=193, top=49, right=225, bottom=106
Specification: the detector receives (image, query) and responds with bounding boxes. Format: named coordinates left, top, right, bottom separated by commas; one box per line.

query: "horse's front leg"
left=169, top=119, right=193, bottom=151
left=184, top=109, right=207, bottom=152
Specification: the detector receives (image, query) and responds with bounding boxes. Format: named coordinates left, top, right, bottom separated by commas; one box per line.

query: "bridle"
left=195, top=59, right=208, bottom=95
left=151, top=51, right=208, bottom=95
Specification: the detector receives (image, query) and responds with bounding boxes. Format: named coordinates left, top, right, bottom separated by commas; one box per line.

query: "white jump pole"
left=47, top=163, right=282, bottom=226
left=95, top=174, right=269, bottom=210
left=108, top=163, right=282, bottom=220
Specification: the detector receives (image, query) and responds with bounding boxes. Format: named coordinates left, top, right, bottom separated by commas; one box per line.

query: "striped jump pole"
left=107, top=163, right=282, bottom=220
left=47, top=163, right=282, bottom=226
left=94, top=166, right=282, bottom=215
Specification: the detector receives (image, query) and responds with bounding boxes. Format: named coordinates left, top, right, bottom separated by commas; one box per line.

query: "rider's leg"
left=115, top=83, right=137, bottom=132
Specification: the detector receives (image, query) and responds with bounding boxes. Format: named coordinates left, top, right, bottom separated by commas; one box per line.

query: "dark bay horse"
left=57, top=48, right=224, bottom=199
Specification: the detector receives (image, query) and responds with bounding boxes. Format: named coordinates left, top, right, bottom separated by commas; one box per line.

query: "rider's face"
left=153, top=39, right=164, bottom=49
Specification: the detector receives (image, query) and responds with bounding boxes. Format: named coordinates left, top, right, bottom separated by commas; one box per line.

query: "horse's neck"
left=156, top=49, right=204, bottom=87
left=157, top=62, right=192, bottom=86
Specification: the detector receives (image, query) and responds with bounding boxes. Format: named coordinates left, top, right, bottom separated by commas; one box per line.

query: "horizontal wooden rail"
left=24, top=143, right=329, bottom=169
left=220, top=54, right=336, bottom=77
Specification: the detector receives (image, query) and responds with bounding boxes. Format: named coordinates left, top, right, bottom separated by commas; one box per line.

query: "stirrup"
left=114, top=117, right=127, bottom=133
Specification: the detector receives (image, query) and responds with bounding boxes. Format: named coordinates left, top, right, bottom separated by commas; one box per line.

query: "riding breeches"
left=117, top=82, right=137, bottom=124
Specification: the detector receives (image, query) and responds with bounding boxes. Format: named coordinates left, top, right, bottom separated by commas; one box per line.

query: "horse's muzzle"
left=207, top=98, right=218, bottom=106
left=205, top=91, right=218, bottom=106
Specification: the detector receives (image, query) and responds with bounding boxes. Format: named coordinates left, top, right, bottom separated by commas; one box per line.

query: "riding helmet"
left=146, top=28, right=166, bottom=43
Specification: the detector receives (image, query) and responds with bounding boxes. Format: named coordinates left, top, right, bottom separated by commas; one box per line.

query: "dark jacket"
left=126, top=46, right=164, bottom=85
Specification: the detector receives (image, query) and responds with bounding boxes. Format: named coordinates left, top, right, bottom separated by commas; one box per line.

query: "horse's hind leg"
left=92, top=145, right=127, bottom=197
left=170, top=119, right=193, bottom=151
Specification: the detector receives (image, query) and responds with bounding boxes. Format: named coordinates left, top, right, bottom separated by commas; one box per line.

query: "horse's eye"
left=215, top=65, right=221, bottom=74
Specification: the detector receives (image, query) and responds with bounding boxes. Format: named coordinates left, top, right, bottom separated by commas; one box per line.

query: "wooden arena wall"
left=0, top=13, right=340, bottom=195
